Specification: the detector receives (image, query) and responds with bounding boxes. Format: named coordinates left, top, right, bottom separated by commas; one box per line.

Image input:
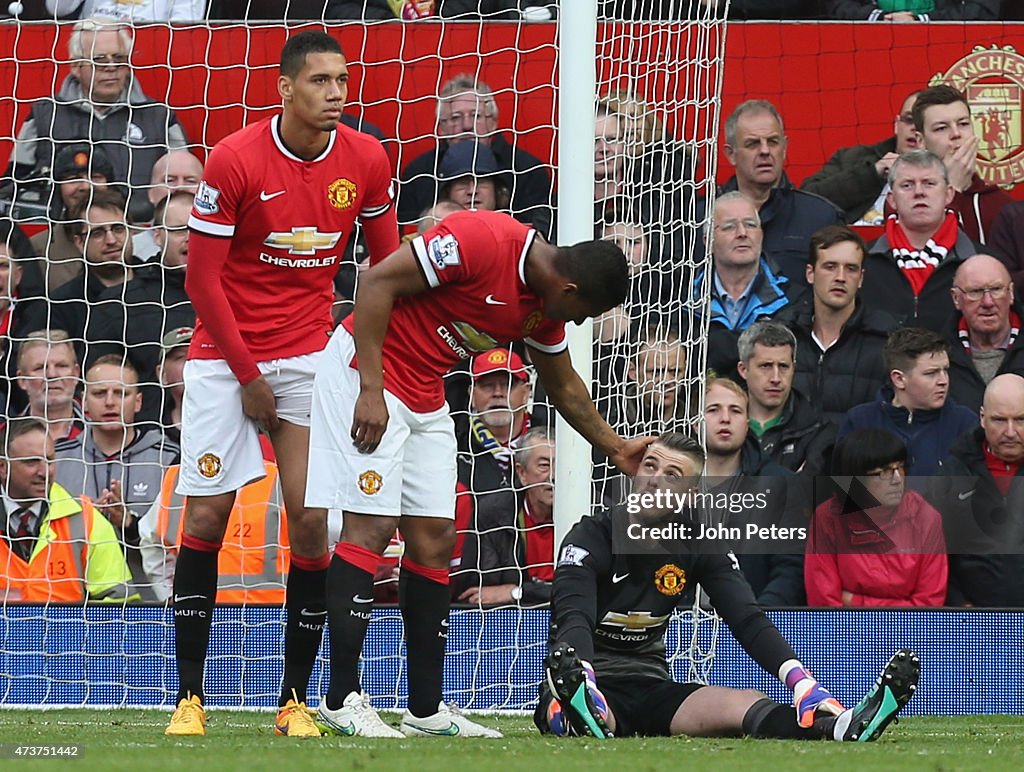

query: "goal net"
left=0, top=2, right=726, bottom=709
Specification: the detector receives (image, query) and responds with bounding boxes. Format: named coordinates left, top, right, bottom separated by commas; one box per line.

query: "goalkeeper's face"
left=282, top=52, right=349, bottom=132
left=629, top=443, right=702, bottom=522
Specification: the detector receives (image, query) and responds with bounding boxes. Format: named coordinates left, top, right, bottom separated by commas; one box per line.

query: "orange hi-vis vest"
left=0, top=484, right=133, bottom=603
left=156, top=463, right=289, bottom=603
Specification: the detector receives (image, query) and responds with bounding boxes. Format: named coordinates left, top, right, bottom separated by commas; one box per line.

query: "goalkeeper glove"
left=781, top=659, right=846, bottom=728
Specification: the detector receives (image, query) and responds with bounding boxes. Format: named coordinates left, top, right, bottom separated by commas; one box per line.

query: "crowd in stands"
left=2, top=13, right=1024, bottom=610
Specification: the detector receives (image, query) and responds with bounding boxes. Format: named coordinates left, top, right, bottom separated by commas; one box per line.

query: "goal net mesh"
left=0, top=2, right=726, bottom=708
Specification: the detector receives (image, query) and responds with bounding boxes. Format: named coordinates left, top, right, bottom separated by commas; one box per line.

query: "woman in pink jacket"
left=806, top=428, right=948, bottom=606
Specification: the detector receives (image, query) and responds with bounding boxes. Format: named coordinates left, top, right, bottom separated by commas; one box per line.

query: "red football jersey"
left=342, top=210, right=566, bottom=412
left=188, top=115, right=393, bottom=362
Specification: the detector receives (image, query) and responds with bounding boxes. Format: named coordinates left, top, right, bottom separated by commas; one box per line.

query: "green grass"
left=0, top=712, right=1022, bottom=771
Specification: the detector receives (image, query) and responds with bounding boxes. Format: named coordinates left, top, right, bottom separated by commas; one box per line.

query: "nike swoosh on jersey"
left=173, top=594, right=207, bottom=602
left=958, top=489, right=975, bottom=501
left=611, top=573, right=629, bottom=584
left=260, top=190, right=286, bottom=201
left=484, top=294, right=507, bottom=305
left=352, top=595, right=374, bottom=604
left=300, top=608, right=328, bottom=617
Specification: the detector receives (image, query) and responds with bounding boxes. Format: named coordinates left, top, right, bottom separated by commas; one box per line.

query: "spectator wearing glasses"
left=944, top=254, right=1024, bottom=414
left=88, top=190, right=194, bottom=424
left=802, top=91, right=921, bottom=225
left=690, top=191, right=806, bottom=378
left=5, top=18, right=188, bottom=223
left=805, top=427, right=947, bottom=608
left=22, top=188, right=134, bottom=354
left=397, top=74, right=552, bottom=235
left=26, top=143, right=117, bottom=293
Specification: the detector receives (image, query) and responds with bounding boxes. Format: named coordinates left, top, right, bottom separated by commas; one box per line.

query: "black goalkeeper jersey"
left=549, top=507, right=799, bottom=682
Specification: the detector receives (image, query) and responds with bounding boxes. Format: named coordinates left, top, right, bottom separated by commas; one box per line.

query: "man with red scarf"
left=859, top=149, right=985, bottom=332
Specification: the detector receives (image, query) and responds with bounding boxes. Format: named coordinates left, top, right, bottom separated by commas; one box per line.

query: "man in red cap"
left=450, top=347, right=538, bottom=604
left=467, top=347, right=532, bottom=452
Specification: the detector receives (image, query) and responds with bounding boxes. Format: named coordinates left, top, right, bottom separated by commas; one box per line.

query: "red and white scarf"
left=886, top=210, right=959, bottom=297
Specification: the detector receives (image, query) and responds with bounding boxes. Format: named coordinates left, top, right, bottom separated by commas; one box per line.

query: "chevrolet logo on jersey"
left=450, top=321, right=499, bottom=353
left=601, top=611, right=670, bottom=631
left=264, top=228, right=342, bottom=255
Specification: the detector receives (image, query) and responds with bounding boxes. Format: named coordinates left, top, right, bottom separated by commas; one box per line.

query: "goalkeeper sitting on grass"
left=536, top=432, right=918, bottom=740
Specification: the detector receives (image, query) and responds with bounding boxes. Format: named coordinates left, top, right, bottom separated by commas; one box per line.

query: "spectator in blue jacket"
left=840, top=327, right=978, bottom=478
left=691, top=192, right=806, bottom=378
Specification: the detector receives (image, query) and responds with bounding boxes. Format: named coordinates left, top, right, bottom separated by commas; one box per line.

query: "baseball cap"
left=438, top=141, right=502, bottom=182
left=53, top=143, right=115, bottom=182
left=162, top=326, right=194, bottom=349
left=471, top=348, right=529, bottom=382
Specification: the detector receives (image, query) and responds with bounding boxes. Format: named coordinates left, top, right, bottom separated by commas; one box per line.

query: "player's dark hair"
left=883, top=327, right=949, bottom=375
left=281, top=31, right=344, bottom=78
left=652, top=432, right=705, bottom=472
left=911, top=84, right=969, bottom=132
left=555, top=240, right=629, bottom=313
left=831, top=428, right=908, bottom=477
left=808, top=224, right=866, bottom=268
left=0, top=416, right=48, bottom=459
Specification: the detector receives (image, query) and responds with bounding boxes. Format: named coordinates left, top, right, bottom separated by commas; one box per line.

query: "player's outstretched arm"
left=529, top=347, right=653, bottom=474
left=350, top=244, right=429, bottom=452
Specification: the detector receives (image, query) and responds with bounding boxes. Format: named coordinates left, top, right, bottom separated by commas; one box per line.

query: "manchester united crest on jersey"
left=522, top=310, right=543, bottom=336
left=328, top=177, right=358, bottom=210
left=358, top=470, right=383, bottom=495
left=654, top=564, right=686, bottom=596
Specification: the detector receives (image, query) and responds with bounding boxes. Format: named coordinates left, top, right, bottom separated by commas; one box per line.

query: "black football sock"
left=400, top=560, right=450, bottom=719
left=279, top=554, right=329, bottom=707
left=742, top=698, right=827, bottom=740
left=325, top=545, right=378, bottom=710
left=173, top=538, right=220, bottom=703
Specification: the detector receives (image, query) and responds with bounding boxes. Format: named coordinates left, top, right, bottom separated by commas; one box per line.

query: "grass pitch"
left=1, top=711, right=1022, bottom=771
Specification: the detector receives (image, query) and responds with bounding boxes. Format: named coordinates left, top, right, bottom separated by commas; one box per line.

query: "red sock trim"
left=402, top=558, right=449, bottom=586
left=182, top=534, right=222, bottom=552
left=334, top=542, right=381, bottom=575
left=291, top=552, right=331, bottom=572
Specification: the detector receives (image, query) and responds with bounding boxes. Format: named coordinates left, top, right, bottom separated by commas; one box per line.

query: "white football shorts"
left=177, top=351, right=322, bottom=496
left=305, top=328, right=458, bottom=518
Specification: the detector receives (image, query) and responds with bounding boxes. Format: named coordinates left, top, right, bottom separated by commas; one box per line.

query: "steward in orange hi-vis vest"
left=139, top=462, right=289, bottom=604
left=0, top=483, right=135, bottom=603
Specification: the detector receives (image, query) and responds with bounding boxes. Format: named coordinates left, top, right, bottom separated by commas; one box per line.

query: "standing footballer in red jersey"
left=165, top=31, right=399, bottom=737
left=306, top=208, right=653, bottom=738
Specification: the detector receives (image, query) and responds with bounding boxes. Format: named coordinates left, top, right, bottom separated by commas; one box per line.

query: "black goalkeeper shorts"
left=535, top=674, right=704, bottom=737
